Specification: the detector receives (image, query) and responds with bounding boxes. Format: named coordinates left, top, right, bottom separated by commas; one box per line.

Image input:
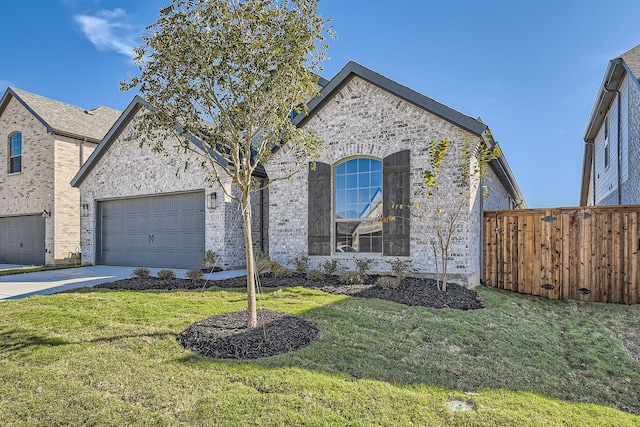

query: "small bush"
left=307, top=269, right=324, bottom=281
left=201, top=250, right=217, bottom=267
left=256, top=258, right=274, bottom=274
left=386, top=259, right=411, bottom=280
left=376, top=276, right=401, bottom=289
left=291, top=255, right=309, bottom=274
left=132, top=267, right=151, bottom=278
left=157, top=269, right=176, bottom=279
left=185, top=269, right=204, bottom=281
left=320, top=259, right=340, bottom=276
left=256, top=260, right=292, bottom=278
left=340, top=271, right=363, bottom=285
left=255, top=250, right=270, bottom=263
left=354, top=258, right=373, bottom=277
left=273, top=267, right=293, bottom=279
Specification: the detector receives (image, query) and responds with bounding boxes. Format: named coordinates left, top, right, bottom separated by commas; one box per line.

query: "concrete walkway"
left=0, top=265, right=247, bottom=301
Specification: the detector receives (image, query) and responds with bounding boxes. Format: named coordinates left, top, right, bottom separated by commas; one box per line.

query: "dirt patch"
left=95, top=273, right=484, bottom=359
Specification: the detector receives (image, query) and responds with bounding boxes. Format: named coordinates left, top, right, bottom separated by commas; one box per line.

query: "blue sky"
left=2, top=0, right=640, bottom=208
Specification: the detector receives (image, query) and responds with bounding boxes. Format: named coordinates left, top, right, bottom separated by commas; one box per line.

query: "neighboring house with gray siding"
left=71, top=96, right=267, bottom=270
left=266, top=62, right=526, bottom=286
left=0, top=87, right=119, bottom=265
left=580, top=44, right=640, bottom=206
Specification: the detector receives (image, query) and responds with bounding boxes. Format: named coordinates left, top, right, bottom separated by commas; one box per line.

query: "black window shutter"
left=383, top=150, right=410, bottom=256
left=308, top=162, right=331, bottom=255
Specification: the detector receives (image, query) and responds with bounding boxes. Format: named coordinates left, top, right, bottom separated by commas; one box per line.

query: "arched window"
left=308, top=150, right=410, bottom=257
left=8, top=132, right=22, bottom=173
left=334, top=158, right=383, bottom=253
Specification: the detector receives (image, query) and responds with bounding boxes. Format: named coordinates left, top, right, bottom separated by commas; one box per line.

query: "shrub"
left=307, top=269, right=324, bottom=281
left=386, top=259, right=411, bottom=281
left=320, top=259, right=340, bottom=276
left=186, top=269, right=204, bottom=281
left=157, top=269, right=176, bottom=279
left=201, top=250, right=217, bottom=267
left=255, top=250, right=270, bottom=263
left=354, top=258, right=373, bottom=277
left=340, top=271, right=363, bottom=285
left=256, top=258, right=274, bottom=274
left=376, top=276, right=401, bottom=289
left=272, top=264, right=293, bottom=279
left=256, top=260, right=292, bottom=278
left=291, top=255, right=309, bottom=274
left=132, top=267, right=151, bottom=278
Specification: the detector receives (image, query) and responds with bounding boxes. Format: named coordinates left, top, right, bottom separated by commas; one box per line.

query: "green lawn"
left=1, top=285, right=639, bottom=426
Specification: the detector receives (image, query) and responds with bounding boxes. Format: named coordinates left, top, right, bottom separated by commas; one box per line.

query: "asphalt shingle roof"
left=620, top=44, right=640, bottom=80
left=8, top=88, right=121, bottom=142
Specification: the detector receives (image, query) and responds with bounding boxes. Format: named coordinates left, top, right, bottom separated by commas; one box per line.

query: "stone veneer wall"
left=0, top=96, right=56, bottom=263
left=266, top=76, right=513, bottom=285
left=621, top=76, right=640, bottom=204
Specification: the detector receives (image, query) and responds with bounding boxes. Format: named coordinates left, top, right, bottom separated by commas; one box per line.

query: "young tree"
left=410, top=134, right=500, bottom=292
left=121, top=0, right=331, bottom=328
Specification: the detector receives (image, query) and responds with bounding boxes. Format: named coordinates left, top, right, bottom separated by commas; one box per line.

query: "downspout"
left=260, top=178, right=267, bottom=252
left=603, top=83, right=622, bottom=204
left=479, top=175, right=485, bottom=286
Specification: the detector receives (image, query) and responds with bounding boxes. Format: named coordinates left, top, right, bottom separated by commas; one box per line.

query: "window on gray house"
left=308, top=150, right=410, bottom=257
left=8, top=132, right=22, bottom=174
left=604, top=142, right=610, bottom=170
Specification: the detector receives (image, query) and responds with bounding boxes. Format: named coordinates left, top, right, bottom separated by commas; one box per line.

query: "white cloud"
left=74, top=8, right=137, bottom=58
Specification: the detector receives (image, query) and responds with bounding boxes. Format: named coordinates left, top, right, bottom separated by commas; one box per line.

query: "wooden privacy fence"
left=483, top=205, right=640, bottom=304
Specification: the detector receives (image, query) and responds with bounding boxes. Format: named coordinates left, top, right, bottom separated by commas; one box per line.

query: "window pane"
left=346, top=160, right=357, bottom=173
left=358, top=158, right=370, bottom=172
left=10, top=133, right=22, bottom=156
left=10, top=157, right=21, bottom=173
left=335, top=158, right=382, bottom=219
left=335, top=220, right=382, bottom=253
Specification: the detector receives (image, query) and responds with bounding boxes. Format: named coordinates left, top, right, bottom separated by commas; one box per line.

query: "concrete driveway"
left=0, top=265, right=246, bottom=300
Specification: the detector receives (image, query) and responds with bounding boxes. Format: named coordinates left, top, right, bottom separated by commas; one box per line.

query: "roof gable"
left=71, top=96, right=234, bottom=188
left=0, top=87, right=120, bottom=142
left=294, top=61, right=488, bottom=136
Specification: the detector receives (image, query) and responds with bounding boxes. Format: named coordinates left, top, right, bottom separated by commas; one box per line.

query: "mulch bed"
left=95, top=273, right=484, bottom=360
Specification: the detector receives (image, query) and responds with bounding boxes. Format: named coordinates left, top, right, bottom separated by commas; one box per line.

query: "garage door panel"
left=99, top=193, right=205, bottom=269
left=0, top=215, right=45, bottom=265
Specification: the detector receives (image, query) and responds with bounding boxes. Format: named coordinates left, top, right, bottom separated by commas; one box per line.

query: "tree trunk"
left=241, top=192, right=258, bottom=329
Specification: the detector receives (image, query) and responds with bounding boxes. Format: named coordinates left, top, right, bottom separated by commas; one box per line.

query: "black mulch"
left=176, top=310, right=319, bottom=360
left=95, top=273, right=484, bottom=360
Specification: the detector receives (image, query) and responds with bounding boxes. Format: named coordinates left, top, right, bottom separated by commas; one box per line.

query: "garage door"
left=98, top=192, right=205, bottom=269
left=0, top=215, right=46, bottom=265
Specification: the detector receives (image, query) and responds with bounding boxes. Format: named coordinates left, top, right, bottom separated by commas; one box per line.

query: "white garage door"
left=0, top=215, right=46, bottom=265
left=97, top=192, right=205, bottom=269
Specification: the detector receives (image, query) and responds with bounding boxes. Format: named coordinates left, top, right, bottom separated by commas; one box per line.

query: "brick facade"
left=0, top=96, right=94, bottom=264
left=77, top=107, right=264, bottom=269
left=266, top=75, right=513, bottom=286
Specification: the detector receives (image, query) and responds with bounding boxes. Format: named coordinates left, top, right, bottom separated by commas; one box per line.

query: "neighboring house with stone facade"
left=71, top=96, right=268, bottom=270
left=266, top=62, right=526, bottom=286
left=0, top=87, right=120, bottom=265
left=580, top=44, right=640, bottom=206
